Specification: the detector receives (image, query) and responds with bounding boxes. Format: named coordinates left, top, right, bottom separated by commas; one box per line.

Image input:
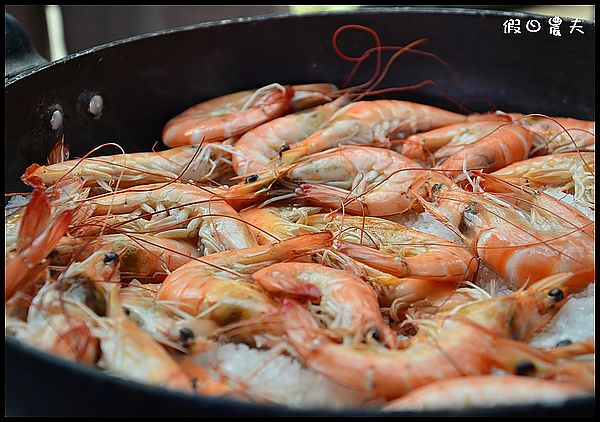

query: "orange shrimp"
left=384, top=375, right=589, bottom=411
left=412, top=171, right=594, bottom=287
left=21, top=144, right=233, bottom=189
left=12, top=250, right=122, bottom=365
left=5, top=187, right=73, bottom=301
left=232, top=96, right=350, bottom=176
left=280, top=100, right=484, bottom=165
left=162, top=84, right=338, bottom=148
left=394, top=119, right=509, bottom=165
left=97, top=282, right=192, bottom=391
left=81, top=182, right=257, bottom=253
left=280, top=270, right=593, bottom=399
left=509, top=113, right=595, bottom=154
left=253, top=262, right=397, bottom=348
left=439, top=124, right=538, bottom=181
left=240, top=207, right=479, bottom=319
left=157, top=233, right=332, bottom=320
left=491, top=152, right=595, bottom=210
left=50, top=234, right=201, bottom=282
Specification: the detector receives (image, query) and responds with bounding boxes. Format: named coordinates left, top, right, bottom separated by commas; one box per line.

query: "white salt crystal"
left=193, top=343, right=367, bottom=408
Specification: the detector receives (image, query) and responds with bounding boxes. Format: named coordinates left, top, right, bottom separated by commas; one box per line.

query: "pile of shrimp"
left=5, top=25, right=595, bottom=412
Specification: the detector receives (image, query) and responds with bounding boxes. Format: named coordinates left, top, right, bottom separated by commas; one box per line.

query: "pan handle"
left=5, top=11, right=48, bottom=80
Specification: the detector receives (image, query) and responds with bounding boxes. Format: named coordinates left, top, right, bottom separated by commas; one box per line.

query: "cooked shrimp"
left=280, top=100, right=479, bottom=164
left=240, top=206, right=478, bottom=319
left=120, top=280, right=218, bottom=353
left=283, top=146, right=424, bottom=216
left=162, top=84, right=338, bottom=148
left=491, top=152, right=595, bottom=210
left=81, top=182, right=257, bottom=253
left=384, top=375, right=589, bottom=411
left=50, top=234, right=201, bottom=282
left=158, top=233, right=332, bottom=320
left=13, top=250, right=121, bottom=364
left=281, top=270, right=593, bottom=399
left=22, top=143, right=234, bottom=189
left=395, top=120, right=509, bottom=165
left=253, top=262, right=397, bottom=348
left=509, top=113, right=595, bottom=154
left=412, top=171, right=594, bottom=286
left=232, top=96, right=350, bottom=176
left=440, top=125, right=537, bottom=181
left=97, top=282, right=193, bottom=391
left=5, top=187, right=73, bottom=301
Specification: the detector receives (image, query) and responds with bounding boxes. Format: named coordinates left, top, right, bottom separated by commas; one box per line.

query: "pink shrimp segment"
left=440, top=125, right=537, bottom=181
left=253, top=262, right=397, bottom=348
left=509, top=113, right=595, bottom=154
left=289, top=146, right=424, bottom=216
left=5, top=187, right=73, bottom=301
left=162, top=84, right=338, bottom=148
left=280, top=270, right=593, bottom=399
left=280, top=100, right=478, bottom=164
left=232, top=96, right=350, bottom=176
left=384, top=375, right=589, bottom=411
left=412, top=172, right=594, bottom=286
left=395, top=119, right=509, bottom=165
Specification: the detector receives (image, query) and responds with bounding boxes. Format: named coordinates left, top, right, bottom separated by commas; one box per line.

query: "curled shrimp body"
left=22, top=144, right=234, bottom=189
left=395, top=120, right=509, bottom=166
left=162, top=84, right=337, bottom=148
left=281, top=270, right=593, bottom=399
left=440, top=125, right=538, bottom=181
left=253, top=262, right=397, bottom=348
left=384, top=375, right=589, bottom=411
left=280, top=100, right=476, bottom=164
left=232, top=96, right=350, bottom=176
left=158, top=233, right=333, bottom=321
left=491, top=152, right=595, bottom=210
left=81, top=182, right=257, bottom=254
left=413, top=172, right=594, bottom=286
left=287, top=146, right=424, bottom=216
left=509, top=114, right=595, bottom=154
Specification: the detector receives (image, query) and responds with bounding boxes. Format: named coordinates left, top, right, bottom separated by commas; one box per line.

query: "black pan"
left=4, top=7, right=595, bottom=416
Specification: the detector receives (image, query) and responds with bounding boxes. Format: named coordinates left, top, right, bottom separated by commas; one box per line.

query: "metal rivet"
left=50, top=109, right=63, bottom=130
left=88, top=94, right=103, bottom=117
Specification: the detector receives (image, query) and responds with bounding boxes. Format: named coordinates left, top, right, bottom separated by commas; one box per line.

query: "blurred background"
left=5, top=5, right=595, bottom=61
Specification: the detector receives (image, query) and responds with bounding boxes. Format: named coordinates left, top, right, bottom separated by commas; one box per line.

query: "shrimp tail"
left=5, top=188, right=73, bottom=301
left=21, top=164, right=43, bottom=187
left=253, top=266, right=323, bottom=301
left=280, top=298, right=325, bottom=349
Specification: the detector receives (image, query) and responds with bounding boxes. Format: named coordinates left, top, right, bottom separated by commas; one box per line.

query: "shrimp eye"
left=431, top=183, right=443, bottom=192
left=245, top=174, right=259, bottom=184
left=367, top=327, right=381, bottom=342
left=191, top=378, right=198, bottom=390
left=515, top=360, right=536, bottom=376
left=548, top=288, right=565, bottom=301
left=122, top=306, right=130, bottom=316
left=179, top=327, right=195, bottom=344
left=555, top=339, right=573, bottom=347
left=279, top=145, right=291, bottom=155
left=103, top=252, right=119, bottom=264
